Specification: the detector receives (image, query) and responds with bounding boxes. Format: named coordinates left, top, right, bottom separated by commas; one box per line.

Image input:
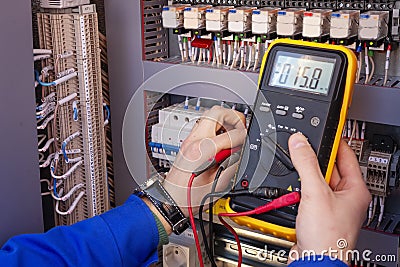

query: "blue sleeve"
left=289, top=255, right=348, bottom=267
left=0, top=195, right=160, bottom=267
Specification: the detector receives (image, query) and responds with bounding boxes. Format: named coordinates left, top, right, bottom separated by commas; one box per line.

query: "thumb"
left=288, top=133, right=327, bottom=195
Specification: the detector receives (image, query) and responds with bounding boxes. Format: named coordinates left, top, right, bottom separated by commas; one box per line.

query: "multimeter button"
left=292, top=113, right=304, bottom=120
left=311, top=117, right=321, bottom=127
left=275, top=110, right=287, bottom=116
left=259, top=106, right=271, bottom=113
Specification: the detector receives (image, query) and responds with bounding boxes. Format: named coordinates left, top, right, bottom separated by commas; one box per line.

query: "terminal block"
left=366, top=151, right=392, bottom=197
left=205, top=6, right=233, bottom=33
left=162, top=4, right=191, bottom=29
left=184, top=4, right=212, bottom=30
left=330, top=10, right=359, bottom=45
left=228, top=6, right=256, bottom=34
left=252, top=7, right=279, bottom=39
left=343, top=138, right=369, bottom=162
left=40, top=0, right=89, bottom=8
left=277, top=8, right=304, bottom=39
left=302, top=9, right=331, bottom=42
left=359, top=11, right=389, bottom=45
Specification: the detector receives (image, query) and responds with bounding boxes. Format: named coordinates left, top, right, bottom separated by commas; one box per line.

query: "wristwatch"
left=134, top=175, right=189, bottom=235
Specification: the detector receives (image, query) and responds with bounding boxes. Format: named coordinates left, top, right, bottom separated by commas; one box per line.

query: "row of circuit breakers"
left=162, top=3, right=394, bottom=46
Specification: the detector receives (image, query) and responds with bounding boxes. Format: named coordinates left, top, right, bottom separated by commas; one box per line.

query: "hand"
left=163, top=106, right=247, bottom=217
left=288, top=133, right=371, bottom=263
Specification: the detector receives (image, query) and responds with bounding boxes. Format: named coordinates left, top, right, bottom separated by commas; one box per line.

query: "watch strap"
left=135, top=178, right=189, bottom=235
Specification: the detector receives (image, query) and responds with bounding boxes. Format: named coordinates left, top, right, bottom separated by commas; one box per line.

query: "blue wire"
left=61, top=142, right=69, bottom=163
left=104, top=104, right=110, bottom=121
left=53, top=179, right=59, bottom=198
left=35, top=70, right=56, bottom=87
left=73, top=107, right=79, bottom=121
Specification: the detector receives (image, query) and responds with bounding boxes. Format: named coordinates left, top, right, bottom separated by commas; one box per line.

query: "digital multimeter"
left=229, top=39, right=357, bottom=241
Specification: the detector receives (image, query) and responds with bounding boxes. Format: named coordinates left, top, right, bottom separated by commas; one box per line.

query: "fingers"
left=187, top=106, right=246, bottom=141
left=329, top=166, right=341, bottom=191
left=288, top=133, right=327, bottom=195
left=335, top=141, right=371, bottom=204
left=335, top=140, right=364, bottom=190
left=210, top=128, right=247, bottom=151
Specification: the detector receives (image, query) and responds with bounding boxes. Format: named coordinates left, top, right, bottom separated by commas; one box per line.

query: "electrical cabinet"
left=105, top=0, right=400, bottom=266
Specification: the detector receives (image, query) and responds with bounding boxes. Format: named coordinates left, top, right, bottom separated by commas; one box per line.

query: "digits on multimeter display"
left=268, top=51, right=336, bottom=96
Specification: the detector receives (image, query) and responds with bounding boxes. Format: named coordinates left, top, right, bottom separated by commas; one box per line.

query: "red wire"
left=217, top=192, right=301, bottom=267
left=219, top=192, right=301, bottom=218
left=187, top=173, right=205, bottom=267
left=218, top=215, right=243, bottom=267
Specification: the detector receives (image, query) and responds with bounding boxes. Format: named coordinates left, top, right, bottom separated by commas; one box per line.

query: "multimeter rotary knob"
left=262, top=131, right=295, bottom=177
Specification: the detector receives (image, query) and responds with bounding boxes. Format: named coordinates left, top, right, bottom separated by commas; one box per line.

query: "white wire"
left=51, top=160, right=83, bottom=179
left=240, top=41, right=246, bottom=69
left=34, top=54, right=51, bottom=61
left=178, top=35, right=184, bottom=62
left=377, top=196, right=385, bottom=227
left=356, top=52, right=362, bottom=83
left=37, top=115, right=54, bottom=130
left=38, top=138, right=55, bottom=153
left=227, top=42, right=232, bottom=66
left=58, top=93, right=78, bottom=105
left=38, top=134, right=47, bottom=147
left=246, top=43, right=253, bottom=71
left=39, top=153, right=45, bottom=164
left=40, top=153, right=55, bottom=168
left=37, top=103, right=55, bottom=117
left=188, top=38, right=192, bottom=60
left=368, top=56, right=375, bottom=83
left=193, top=48, right=198, bottom=63
left=361, top=121, right=366, bottom=140
left=222, top=41, right=226, bottom=65
left=66, top=156, right=83, bottom=164
left=198, top=48, right=203, bottom=64
left=364, top=46, right=369, bottom=84
left=253, top=42, right=260, bottom=72
left=348, top=120, right=357, bottom=145
left=52, top=183, right=85, bottom=201
left=33, top=49, right=52, bottom=55
left=383, top=48, right=391, bottom=85
left=55, top=188, right=85, bottom=216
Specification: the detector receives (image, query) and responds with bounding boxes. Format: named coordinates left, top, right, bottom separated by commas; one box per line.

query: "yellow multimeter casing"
left=227, top=39, right=357, bottom=242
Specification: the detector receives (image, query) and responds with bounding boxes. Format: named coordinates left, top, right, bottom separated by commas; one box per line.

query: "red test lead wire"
left=217, top=191, right=301, bottom=267
left=187, top=173, right=205, bottom=267
left=187, top=147, right=242, bottom=267
left=218, top=191, right=301, bottom=217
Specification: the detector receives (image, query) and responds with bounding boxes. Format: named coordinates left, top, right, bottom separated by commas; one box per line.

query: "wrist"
left=134, top=175, right=190, bottom=235
left=143, top=197, right=172, bottom=235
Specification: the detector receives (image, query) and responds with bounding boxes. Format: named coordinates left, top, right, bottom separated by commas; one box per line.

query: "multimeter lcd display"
left=268, top=51, right=336, bottom=96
